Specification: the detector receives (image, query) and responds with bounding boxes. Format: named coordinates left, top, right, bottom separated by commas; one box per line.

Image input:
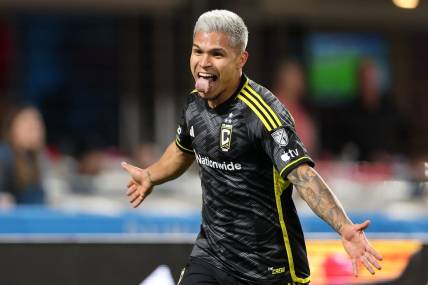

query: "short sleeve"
left=175, top=97, right=194, bottom=154
left=261, top=121, right=315, bottom=180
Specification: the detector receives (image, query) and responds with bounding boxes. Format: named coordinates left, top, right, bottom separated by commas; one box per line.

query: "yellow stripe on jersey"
left=273, top=168, right=311, bottom=284
left=246, top=86, right=282, bottom=127
left=237, top=94, right=273, bottom=131
left=238, top=81, right=283, bottom=132
left=240, top=89, right=278, bottom=130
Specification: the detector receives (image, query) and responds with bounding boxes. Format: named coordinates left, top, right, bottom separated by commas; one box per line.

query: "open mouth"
left=198, top=72, right=218, bottom=82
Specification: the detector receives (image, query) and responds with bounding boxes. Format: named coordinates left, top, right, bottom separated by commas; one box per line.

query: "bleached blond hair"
left=193, top=9, right=248, bottom=52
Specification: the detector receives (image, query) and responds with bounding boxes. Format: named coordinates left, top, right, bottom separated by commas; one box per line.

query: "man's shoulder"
left=188, top=89, right=200, bottom=100
left=182, top=89, right=202, bottom=108
left=246, top=78, right=288, bottom=115
left=239, top=77, right=293, bottom=131
left=247, top=78, right=275, bottom=99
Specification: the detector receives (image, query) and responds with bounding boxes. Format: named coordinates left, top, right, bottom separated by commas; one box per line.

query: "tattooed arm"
left=287, top=163, right=351, bottom=233
left=287, top=164, right=383, bottom=276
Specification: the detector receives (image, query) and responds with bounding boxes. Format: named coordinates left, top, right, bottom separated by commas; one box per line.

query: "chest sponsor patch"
left=271, top=128, right=288, bottom=147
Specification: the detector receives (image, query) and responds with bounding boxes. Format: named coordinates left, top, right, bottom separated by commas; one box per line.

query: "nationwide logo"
left=195, top=152, right=242, bottom=171
left=271, top=128, right=288, bottom=147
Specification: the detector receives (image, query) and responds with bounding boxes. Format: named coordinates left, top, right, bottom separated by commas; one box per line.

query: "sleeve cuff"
left=279, top=156, right=315, bottom=179
left=175, top=138, right=194, bottom=154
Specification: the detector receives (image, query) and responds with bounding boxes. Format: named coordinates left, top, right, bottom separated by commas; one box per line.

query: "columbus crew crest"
left=220, top=123, right=233, bottom=152
left=271, top=128, right=288, bottom=147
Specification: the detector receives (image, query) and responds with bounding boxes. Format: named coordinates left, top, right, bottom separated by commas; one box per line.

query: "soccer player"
left=122, top=10, right=382, bottom=285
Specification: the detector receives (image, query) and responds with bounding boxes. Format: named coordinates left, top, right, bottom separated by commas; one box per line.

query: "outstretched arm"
left=121, top=141, right=194, bottom=208
left=287, top=164, right=383, bottom=276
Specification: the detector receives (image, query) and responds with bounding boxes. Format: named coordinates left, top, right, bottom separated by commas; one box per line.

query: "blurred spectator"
left=69, top=137, right=105, bottom=194
left=75, top=138, right=105, bottom=176
left=0, top=104, right=46, bottom=205
left=344, top=58, right=406, bottom=162
left=273, top=59, right=318, bottom=155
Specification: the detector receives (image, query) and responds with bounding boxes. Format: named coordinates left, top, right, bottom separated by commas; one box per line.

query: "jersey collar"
left=208, top=74, right=248, bottom=113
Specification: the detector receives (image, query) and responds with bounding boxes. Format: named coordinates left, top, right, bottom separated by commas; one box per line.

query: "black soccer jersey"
left=175, top=75, right=314, bottom=285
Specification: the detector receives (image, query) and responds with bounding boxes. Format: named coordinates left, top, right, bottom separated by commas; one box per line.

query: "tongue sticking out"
left=195, top=77, right=210, bottom=93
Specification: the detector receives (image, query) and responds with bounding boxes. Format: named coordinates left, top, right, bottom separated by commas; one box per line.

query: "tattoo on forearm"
left=288, top=166, right=351, bottom=234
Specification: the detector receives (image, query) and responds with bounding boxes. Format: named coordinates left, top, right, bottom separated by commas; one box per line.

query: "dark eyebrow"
left=210, top=48, right=226, bottom=54
left=192, top=45, right=227, bottom=54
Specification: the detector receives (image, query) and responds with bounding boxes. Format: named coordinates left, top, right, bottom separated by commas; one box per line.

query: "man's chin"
left=197, top=90, right=214, bottom=99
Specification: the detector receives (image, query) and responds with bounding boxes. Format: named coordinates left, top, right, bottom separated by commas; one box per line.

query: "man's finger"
left=129, top=194, right=139, bottom=204
left=361, top=256, right=375, bottom=275
left=127, top=182, right=137, bottom=191
left=366, top=245, right=383, bottom=261
left=127, top=180, right=137, bottom=188
left=127, top=185, right=138, bottom=197
left=356, top=220, right=371, bottom=231
left=128, top=191, right=140, bottom=203
left=132, top=195, right=144, bottom=208
left=121, top=162, right=142, bottom=180
left=365, top=252, right=382, bottom=270
left=352, top=259, right=359, bottom=277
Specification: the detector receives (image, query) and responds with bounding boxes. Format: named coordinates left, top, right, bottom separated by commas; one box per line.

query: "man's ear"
left=237, top=51, right=249, bottom=69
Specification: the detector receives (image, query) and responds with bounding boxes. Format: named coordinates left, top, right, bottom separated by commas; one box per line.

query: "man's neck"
left=207, top=73, right=242, bottom=108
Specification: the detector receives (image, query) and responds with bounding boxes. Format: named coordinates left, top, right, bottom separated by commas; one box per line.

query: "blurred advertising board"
left=306, top=239, right=422, bottom=285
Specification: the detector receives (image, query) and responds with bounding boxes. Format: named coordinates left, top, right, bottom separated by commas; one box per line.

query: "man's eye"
left=193, top=49, right=202, bottom=54
left=213, top=52, right=223, bottom=57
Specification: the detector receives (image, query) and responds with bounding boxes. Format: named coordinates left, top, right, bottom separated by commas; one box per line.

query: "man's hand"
left=341, top=220, right=383, bottom=276
left=120, top=141, right=194, bottom=208
left=121, top=162, right=154, bottom=208
left=288, top=164, right=383, bottom=276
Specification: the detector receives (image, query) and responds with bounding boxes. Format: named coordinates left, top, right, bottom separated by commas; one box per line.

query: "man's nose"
left=200, top=54, right=212, bottom=67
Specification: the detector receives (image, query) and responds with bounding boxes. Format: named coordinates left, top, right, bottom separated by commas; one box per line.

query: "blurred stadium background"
left=0, top=0, right=427, bottom=284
